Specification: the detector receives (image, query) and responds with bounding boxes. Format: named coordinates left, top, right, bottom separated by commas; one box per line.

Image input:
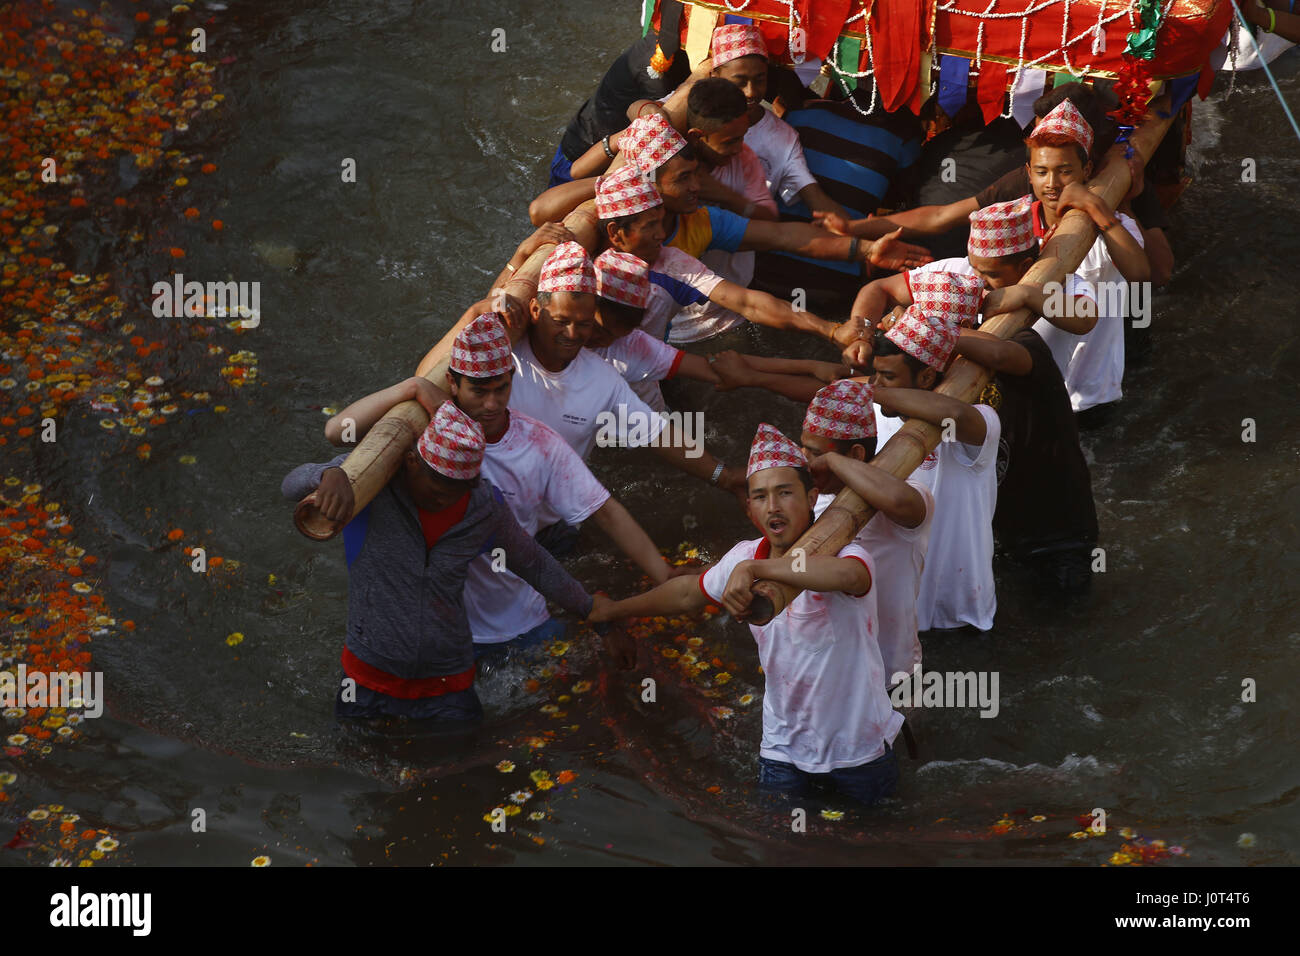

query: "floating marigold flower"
left=166, top=528, right=184, bottom=541
left=555, top=770, right=576, bottom=785
left=169, top=248, right=184, bottom=258
left=495, top=760, right=514, bottom=773
left=250, top=856, right=270, bottom=867
left=211, top=219, right=223, bottom=230
left=1108, top=851, right=1133, bottom=866
left=226, top=632, right=244, bottom=646
left=503, top=805, right=521, bottom=817
left=820, top=809, right=844, bottom=821
left=570, top=680, right=592, bottom=694
left=183, top=207, right=198, bottom=219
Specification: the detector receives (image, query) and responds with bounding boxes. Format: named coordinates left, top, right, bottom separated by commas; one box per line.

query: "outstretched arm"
left=980, top=281, right=1096, bottom=335
left=589, top=497, right=673, bottom=585
left=589, top=572, right=711, bottom=622
left=952, top=329, right=1033, bottom=377
left=708, top=350, right=844, bottom=404
left=807, top=453, right=927, bottom=529
left=706, top=277, right=841, bottom=342
left=875, top=386, right=987, bottom=446
left=324, top=377, right=448, bottom=447
left=814, top=197, right=977, bottom=239
left=495, top=503, right=594, bottom=620
left=528, top=177, right=599, bottom=227
left=722, top=555, right=870, bottom=619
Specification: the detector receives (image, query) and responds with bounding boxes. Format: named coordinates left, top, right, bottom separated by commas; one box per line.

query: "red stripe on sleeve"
left=667, top=349, right=684, bottom=380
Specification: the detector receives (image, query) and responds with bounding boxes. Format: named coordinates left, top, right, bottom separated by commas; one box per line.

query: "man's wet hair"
left=687, top=77, right=748, bottom=132
left=832, top=435, right=879, bottom=460
left=596, top=296, right=644, bottom=331
left=873, top=330, right=928, bottom=376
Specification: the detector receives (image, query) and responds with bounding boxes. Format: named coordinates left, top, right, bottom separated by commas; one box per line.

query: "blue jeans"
left=758, top=742, right=899, bottom=807
left=547, top=144, right=574, bottom=188
left=474, top=616, right=567, bottom=660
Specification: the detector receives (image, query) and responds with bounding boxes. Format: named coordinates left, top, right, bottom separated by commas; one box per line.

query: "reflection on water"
left=1, top=0, right=1297, bottom=866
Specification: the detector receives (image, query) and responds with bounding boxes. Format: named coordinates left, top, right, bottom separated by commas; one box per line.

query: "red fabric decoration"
left=976, top=62, right=1009, bottom=125
left=872, top=0, right=923, bottom=112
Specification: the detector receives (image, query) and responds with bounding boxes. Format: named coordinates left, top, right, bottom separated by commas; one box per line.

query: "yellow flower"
left=1118, top=827, right=1135, bottom=840
left=226, top=632, right=244, bottom=646
left=1031, top=815, right=1046, bottom=822
left=503, top=805, right=521, bottom=817
left=714, top=672, right=732, bottom=685
left=820, top=809, right=844, bottom=821
left=529, top=770, right=551, bottom=786
left=547, top=641, right=569, bottom=657
left=251, top=856, right=271, bottom=867
left=570, top=681, right=592, bottom=694
left=1108, top=851, right=1133, bottom=865
left=495, top=760, right=515, bottom=773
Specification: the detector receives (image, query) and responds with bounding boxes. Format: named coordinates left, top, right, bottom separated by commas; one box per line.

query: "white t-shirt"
left=509, top=335, right=666, bottom=461
left=875, top=402, right=1000, bottom=632
left=908, top=257, right=1096, bottom=329
left=591, top=329, right=683, bottom=413
left=675, top=144, right=774, bottom=340
left=644, top=246, right=726, bottom=344
left=699, top=537, right=904, bottom=773
left=814, top=482, right=934, bottom=682
left=744, top=108, right=818, bottom=206
left=467, top=412, right=610, bottom=643
left=1029, top=213, right=1143, bottom=411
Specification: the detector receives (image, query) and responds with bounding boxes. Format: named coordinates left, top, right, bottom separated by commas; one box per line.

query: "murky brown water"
left=2, top=0, right=1297, bottom=866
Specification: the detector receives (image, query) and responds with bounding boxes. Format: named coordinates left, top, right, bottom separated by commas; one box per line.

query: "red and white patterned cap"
left=450, top=312, right=512, bottom=378
left=803, top=380, right=876, bottom=441
left=908, top=270, right=985, bottom=329
left=1030, top=99, right=1093, bottom=155
left=595, top=162, right=663, bottom=220
left=537, top=241, right=597, bottom=296
left=621, top=112, right=687, bottom=176
left=885, top=305, right=958, bottom=372
left=594, top=249, right=650, bottom=309
left=711, top=23, right=768, bottom=67
left=747, top=423, right=806, bottom=478
left=967, top=197, right=1036, bottom=258
left=417, top=400, right=484, bottom=481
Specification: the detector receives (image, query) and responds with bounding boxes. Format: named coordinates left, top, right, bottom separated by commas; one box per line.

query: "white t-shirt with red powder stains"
left=591, top=329, right=683, bottom=412
left=509, top=334, right=666, bottom=461
left=642, top=246, right=726, bottom=344
left=466, top=411, right=610, bottom=643
left=874, top=402, right=1000, bottom=632
left=814, top=481, right=934, bottom=682
left=699, top=537, right=904, bottom=773
left=1030, top=212, right=1143, bottom=411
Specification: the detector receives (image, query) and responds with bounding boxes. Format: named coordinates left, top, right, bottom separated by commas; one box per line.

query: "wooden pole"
left=293, top=200, right=602, bottom=539
left=744, top=97, right=1174, bottom=624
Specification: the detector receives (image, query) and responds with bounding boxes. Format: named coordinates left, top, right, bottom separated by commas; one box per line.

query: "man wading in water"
left=590, top=424, right=903, bottom=806
left=282, top=401, right=610, bottom=726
